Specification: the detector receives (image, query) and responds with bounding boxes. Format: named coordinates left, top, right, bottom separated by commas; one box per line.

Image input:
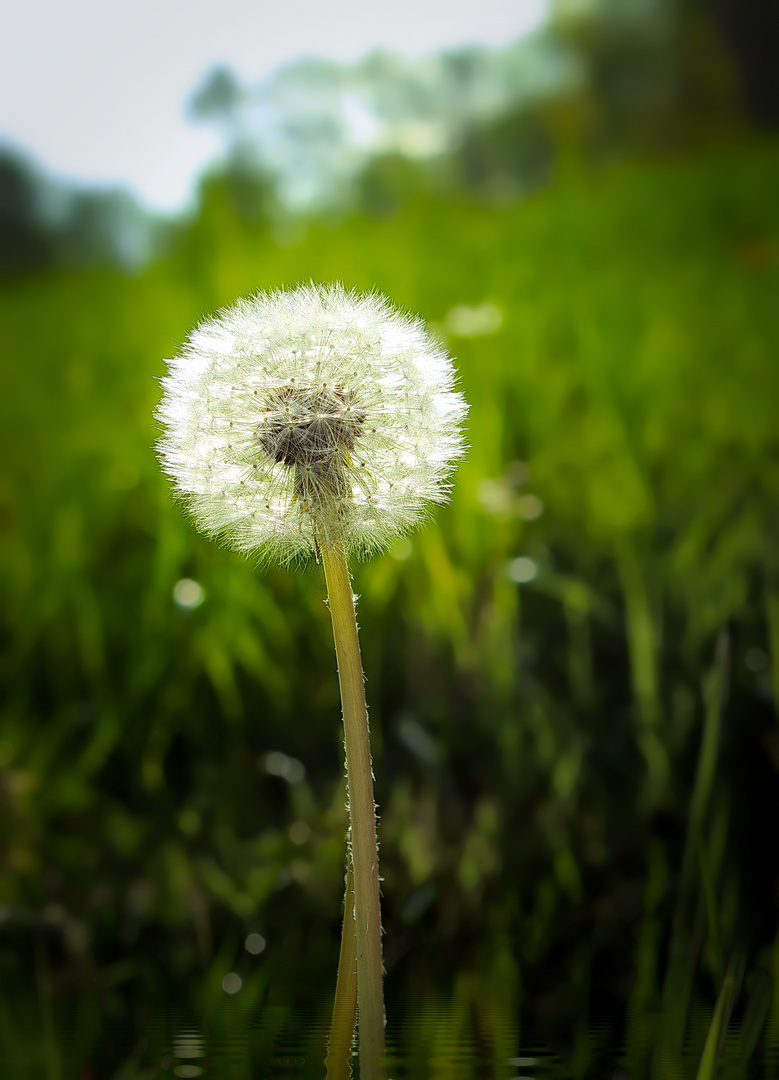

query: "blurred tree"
left=0, top=151, right=55, bottom=272
left=704, top=0, right=779, bottom=126
left=0, top=148, right=158, bottom=274
left=548, top=0, right=744, bottom=154
left=456, top=105, right=555, bottom=201
left=189, top=65, right=245, bottom=127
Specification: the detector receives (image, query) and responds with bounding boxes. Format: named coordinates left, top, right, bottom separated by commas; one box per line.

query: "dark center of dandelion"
left=257, top=383, right=366, bottom=510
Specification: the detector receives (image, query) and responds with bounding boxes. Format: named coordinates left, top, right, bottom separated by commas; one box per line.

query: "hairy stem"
left=322, top=545, right=385, bottom=1076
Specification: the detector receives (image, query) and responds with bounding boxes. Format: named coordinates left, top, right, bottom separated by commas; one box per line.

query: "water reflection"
left=171, top=1028, right=205, bottom=1077
left=145, top=1002, right=568, bottom=1079
left=8, top=985, right=779, bottom=1078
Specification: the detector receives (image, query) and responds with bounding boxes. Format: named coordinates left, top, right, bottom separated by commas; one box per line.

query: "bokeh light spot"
left=517, top=494, right=543, bottom=520
left=445, top=301, right=503, bottom=337
left=390, top=537, right=413, bottom=560
left=508, top=557, right=537, bottom=584
left=221, top=972, right=242, bottom=994
left=245, top=932, right=266, bottom=955
left=173, top=579, right=205, bottom=609
left=264, top=751, right=305, bottom=783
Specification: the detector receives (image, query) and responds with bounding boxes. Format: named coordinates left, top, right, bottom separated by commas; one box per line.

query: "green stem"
left=322, top=545, right=385, bottom=1075
left=326, top=851, right=358, bottom=1078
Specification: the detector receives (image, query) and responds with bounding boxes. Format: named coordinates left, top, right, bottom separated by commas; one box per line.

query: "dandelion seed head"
left=156, top=283, right=468, bottom=564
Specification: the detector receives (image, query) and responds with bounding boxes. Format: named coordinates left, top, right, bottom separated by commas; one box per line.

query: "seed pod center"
left=258, top=383, right=366, bottom=467
left=257, top=383, right=366, bottom=511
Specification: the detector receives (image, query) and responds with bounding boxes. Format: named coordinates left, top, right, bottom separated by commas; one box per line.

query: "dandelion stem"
left=322, top=545, right=385, bottom=1075
left=326, top=851, right=357, bottom=1077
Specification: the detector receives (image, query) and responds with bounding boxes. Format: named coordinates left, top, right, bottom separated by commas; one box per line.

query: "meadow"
left=1, top=136, right=778, bottom=1077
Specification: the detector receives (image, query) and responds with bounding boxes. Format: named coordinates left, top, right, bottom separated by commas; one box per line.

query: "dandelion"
left=155, top=283, right=468, bottom=1075
left=156, top=282, right=467, bottom=565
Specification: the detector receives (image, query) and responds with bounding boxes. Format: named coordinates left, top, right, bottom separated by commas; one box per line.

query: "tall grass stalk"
left=656, top=630, right=730, bottom=1074
left=695, top=956, right=743, bottom=1080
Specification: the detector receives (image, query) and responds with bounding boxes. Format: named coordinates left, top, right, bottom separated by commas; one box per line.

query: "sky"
left=0, top=0, right=549, bottom=214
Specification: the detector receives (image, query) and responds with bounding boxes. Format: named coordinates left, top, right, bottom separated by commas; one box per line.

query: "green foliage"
left=1, top=138, right=778, bottom=1076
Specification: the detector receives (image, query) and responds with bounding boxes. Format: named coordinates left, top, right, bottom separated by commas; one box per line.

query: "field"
left=1, top=138, right=778, bottom=1076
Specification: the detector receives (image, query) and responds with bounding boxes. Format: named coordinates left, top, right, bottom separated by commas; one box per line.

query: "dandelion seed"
left=155, top=283, right=468, bottom=563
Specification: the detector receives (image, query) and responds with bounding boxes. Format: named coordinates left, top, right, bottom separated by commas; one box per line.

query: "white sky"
left=0, top=0, right=548, bottom=213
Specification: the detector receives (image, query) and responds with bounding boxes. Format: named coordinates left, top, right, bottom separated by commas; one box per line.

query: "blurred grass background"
left=1, top=1, right=779, bottom=1076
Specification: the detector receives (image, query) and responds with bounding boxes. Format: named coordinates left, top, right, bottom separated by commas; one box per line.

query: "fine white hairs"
left=156, top=283, right=468, bottom=563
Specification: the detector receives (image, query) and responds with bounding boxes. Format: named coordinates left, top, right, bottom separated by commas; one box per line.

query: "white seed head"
left=156, top=283, right=468, bottom=564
